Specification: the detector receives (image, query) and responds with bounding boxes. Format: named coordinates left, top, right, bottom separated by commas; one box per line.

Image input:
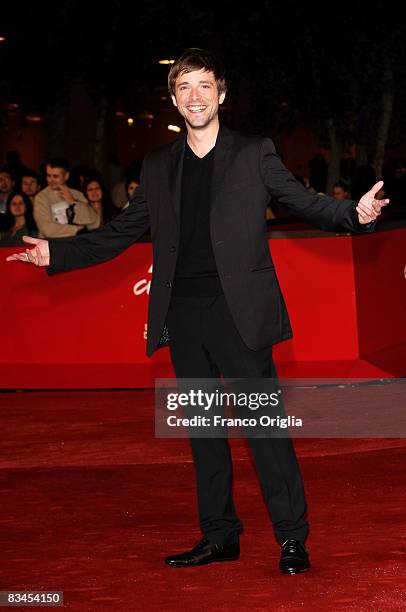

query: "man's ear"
left=171, top=95, right=178, bottom=108
left=219, top=92, right=226, bottom=105
left=64, top=171, right=70, bottom=182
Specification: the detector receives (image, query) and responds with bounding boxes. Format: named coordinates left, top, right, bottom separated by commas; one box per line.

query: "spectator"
left=34, top=157, right=100, bottom=238
left=309, top=153, right=328, bottom=194
left=0, top=168, right=15, bottom=215
left=0, top=191, right=38, bottom=246
left=126, top=177, right=140, bottom=200
left=83, top=177, right=119, bottom=225
left=107, top=152, right=124, bottom=192
left=22, top=170, right=42, bottom=203
left=111, top=161, right=142, bottom=209
left=4, top=151, right=27, bottom=184
left=340, top=157, right=356, bottom=188
left=385, top=159, right=406, bottom=209
left=332, top=180, right=351, bottom=201
left=111, top=179, right=129, bottom=209
left=69, top=164, right=91, bottom=191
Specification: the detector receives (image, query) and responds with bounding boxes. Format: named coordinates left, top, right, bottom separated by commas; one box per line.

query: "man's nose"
left=189, top=87, right=201, bottom=100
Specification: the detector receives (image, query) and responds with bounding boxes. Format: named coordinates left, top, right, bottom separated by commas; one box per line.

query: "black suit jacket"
left=46, top=125, right=373, bottom=356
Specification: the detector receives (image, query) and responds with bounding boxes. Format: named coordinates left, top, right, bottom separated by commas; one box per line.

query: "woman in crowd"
left=0, top=191, right=38, bottom=246
left=126, top=176, right=140, bottom=200
left=83, top=177, right=119, bottom=225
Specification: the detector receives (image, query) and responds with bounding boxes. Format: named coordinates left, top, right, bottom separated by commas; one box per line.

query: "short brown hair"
left=168, top=48, right=227, bottom=97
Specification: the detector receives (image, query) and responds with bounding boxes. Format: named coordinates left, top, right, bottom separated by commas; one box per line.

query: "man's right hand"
left=6, top=236, right=50, bottom=266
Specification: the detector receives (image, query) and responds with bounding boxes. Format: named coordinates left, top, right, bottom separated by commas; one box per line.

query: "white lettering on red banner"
left=133, top=264, right=153, bottom=296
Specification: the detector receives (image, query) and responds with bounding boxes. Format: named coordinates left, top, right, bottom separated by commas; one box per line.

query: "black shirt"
left=172, top=142, right=222, bottom=297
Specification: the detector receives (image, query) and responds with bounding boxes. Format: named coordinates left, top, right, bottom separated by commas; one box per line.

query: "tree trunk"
left=92, top=6, right=119, bottom=176
left=355, top=108, right=370, bottom=166
left=46, top=100, right=68, bottom=158
left=326, top=119, right=343, bottom=196
left=93, top=95, right=109, bottom=174
left=372, top=61, right=395, bottom=178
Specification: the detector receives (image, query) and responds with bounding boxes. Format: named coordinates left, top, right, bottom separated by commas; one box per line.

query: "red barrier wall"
left=1, top=228, right=404, bottom=388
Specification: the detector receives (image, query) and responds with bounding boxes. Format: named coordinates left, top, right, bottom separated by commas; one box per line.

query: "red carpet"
left=1, top=390, right=405, bottom=611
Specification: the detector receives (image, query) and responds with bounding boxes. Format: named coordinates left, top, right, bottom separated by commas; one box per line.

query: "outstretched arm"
left=260, top=139, right=388, bottom=232
left=6, top=171, right=150, bottom=273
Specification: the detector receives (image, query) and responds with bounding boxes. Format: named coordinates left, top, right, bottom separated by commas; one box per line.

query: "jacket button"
left=170, top=245, right=176, bottom=252
left=165, top=281, right=172, bottom=288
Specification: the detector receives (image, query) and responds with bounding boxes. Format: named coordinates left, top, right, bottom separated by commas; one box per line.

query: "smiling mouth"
left=187, top=105, right=207, bottom=113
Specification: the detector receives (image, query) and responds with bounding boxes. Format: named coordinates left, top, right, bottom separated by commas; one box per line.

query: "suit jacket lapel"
left=169, top=134, right=186, bottom=227
left=211, top=124, right=234, bottom=209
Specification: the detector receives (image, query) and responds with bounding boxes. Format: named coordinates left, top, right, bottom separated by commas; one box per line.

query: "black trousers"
left=166, top=291, right=309, bottom=546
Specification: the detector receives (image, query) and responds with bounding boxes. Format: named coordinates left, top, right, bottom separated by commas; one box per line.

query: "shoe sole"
left=166, top=556, right=240, bottom=567
left=280, top=566, right=310, bottom=574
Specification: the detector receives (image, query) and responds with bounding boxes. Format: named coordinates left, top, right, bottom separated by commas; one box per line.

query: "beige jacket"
left=34, top=186, right=101, bottom=238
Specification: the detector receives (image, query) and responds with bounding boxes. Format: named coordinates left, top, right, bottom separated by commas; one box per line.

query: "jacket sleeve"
left=45, top=173, right=150, bottom=276
left=34, top=192, right=81, bottom=238
left=260, top=138, right=375, bottom=233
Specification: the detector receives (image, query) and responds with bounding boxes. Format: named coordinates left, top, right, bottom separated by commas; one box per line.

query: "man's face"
left=171, top=68, right=225, bottom=130
left=333, top=186, right=348, bottom=200
left=127, top=181, right=139, bottom=199
left=0, top=172, right=13, bottom=194
left=22, top=176, right=40, bottom=197
left=46, top=165, right=68, bottom=189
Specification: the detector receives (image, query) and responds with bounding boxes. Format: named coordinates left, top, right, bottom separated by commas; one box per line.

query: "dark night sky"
left=1, top=1, right=405, bottom=179
left=2, top=2, right=405, bottom=125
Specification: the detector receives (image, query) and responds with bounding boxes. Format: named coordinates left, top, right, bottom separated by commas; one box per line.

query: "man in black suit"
left=7, top=48, right=388, bottom=574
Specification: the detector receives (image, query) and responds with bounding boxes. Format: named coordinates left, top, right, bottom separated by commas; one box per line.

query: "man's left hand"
left=356, top=180, right=390, bottom=224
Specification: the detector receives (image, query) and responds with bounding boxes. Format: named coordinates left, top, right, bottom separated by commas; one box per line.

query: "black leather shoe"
left=165, top=538, right=240, bottom=567
left=279, top=539, right=310, bottom=574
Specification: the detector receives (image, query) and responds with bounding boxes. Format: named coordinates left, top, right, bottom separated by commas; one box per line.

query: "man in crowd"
left=34, top=157, right=100, bottom=238
left=332, top=180, right=351, bottom=201
left=0, top=168, right=15, bottom=214
left=22, top=170, right=42, bottom=203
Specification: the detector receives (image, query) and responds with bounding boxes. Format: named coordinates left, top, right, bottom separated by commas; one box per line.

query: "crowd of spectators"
left=269, top=154, right=406, bottom=223
left=307, top=154, right=406, bottom=213
left=1, top=149, right=405, bottom=245
left=0, top=151, right=141, bottom=246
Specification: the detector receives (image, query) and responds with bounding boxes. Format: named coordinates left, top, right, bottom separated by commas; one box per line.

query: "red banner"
left=1, top=228, right=404, bottom=387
